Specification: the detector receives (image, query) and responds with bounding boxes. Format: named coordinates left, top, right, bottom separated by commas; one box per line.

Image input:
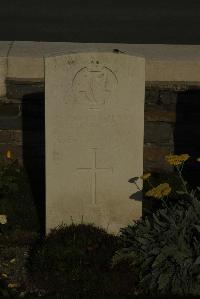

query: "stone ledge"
left=0, top=42, right=200, bottom=86
left=146, top=60, right=200, bottom=82
left=0, top=41, right=12, bottom=57
left=7, top=57, right=45, bottom=80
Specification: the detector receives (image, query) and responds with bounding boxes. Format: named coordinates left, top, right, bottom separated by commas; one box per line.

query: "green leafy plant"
left=113, top=154, right=200, bottom=296
left=0, top=279, right=10, bottom=298
left=0, top=156, right=39, bottom=235
left=28, top=223, right=136, bottom=297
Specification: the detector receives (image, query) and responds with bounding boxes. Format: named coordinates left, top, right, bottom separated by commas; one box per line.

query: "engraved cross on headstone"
left=77, top=148, right=113, bottom=205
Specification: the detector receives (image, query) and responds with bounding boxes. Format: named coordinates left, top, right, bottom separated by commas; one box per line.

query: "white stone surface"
left=0, top=41, right=12, bottom=56
left=146, top=60, right=200, bottom=82
left=45, top=52, right=145, bottom=234
left=0, top=58, right=7, bottom=97
left=7, top=42, right=45, bottom=79
left=3, top=42, right=200, bottom=82
left=0, top=42, right=12, bottom=96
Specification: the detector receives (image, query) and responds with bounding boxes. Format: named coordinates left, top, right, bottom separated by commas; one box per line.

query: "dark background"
left=0, top=0, right=200, bottom=44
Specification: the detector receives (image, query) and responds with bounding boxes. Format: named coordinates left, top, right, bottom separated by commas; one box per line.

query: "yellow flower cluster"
left=10, top=258, right=16, bottom=264
left=140, top=173, right=151, bottom=180
left=165, top=154, right=190, bottom=166
left=8, top=283, right=18, bottom=289
left=145, top=183, right=171, bottom=199
left=6, top=150, right=12, bottom=159
left=0, top=214, right=7, bottom=224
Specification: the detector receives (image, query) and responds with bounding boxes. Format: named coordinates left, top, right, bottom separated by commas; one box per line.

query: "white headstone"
left=45, top=52, right=145, bottom=234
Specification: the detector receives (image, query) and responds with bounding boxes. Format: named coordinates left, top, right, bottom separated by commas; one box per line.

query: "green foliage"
left=0, top=278, right=19, bottom=298
left=28, top=223, right=135, bottom=296
left=0, top=278, right=10, bottom=298
left=113, top=195, right=200, bottom=296
left=0, top=158, right=39, bottom=234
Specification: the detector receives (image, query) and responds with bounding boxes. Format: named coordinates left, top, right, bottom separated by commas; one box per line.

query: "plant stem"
left=134, top=181, right=141, bottom=191
left=147, top=179, right=154, bottom=188
left=176, top=166, right=188, bottom=193
left=176, top=165, right=195, bottom=199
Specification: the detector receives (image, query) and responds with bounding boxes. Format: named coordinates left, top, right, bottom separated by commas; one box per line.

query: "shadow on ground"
left=22, top=92, right=45, bottom=235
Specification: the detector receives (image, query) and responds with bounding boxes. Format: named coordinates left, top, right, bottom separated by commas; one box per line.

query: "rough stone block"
left=145, top=88, right=160, bottom=104
left=0, top=130, right=22, bottom=145
left=159, top=90, right=177, bottom=105
left=145, top=109, right=176, bottom=123
left=144, top=122, right=173, bottom=144
left=144, top=144, right=173, bottom=172
left=0, top=103, right=20, bottom=117
left=6, top=79, right=44, bottom=100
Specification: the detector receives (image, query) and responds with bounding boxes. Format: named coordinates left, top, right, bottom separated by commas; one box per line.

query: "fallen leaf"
left=10, top=258, right=16, bottom=264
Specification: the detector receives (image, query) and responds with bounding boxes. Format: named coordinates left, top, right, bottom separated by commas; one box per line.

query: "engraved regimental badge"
left=72, top=60, right=118, bottom=108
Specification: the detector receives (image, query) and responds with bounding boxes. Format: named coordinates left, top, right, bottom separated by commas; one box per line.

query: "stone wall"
left=1, top=79, right=200, bottom=173
left=145, top=81, right=200, bottom=173
left=0, top=79, right=44, bottom=165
